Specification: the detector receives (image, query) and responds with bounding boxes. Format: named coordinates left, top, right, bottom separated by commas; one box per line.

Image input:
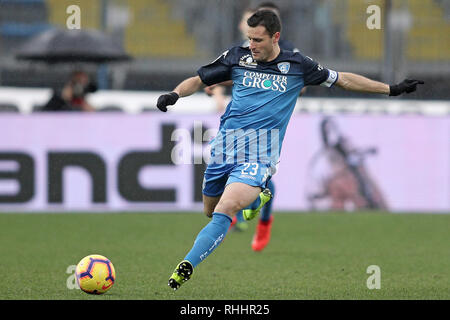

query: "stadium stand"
left=0, top=0, right=448, bottom=100
left=0, top=0, right=50, bottom=55
left=407, top=0, right=450, bottom=61
left=124, top=0, right=196, bottom=58
left=345, top=0, right=450, bottom=61
left=346, top=0, right=384, bottom=60
left=46, top=0, right=101, bottom=30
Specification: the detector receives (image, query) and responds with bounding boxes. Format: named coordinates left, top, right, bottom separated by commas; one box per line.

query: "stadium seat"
left=345, top=0, right=449, bottom=61
left=407, top=0, right=450, bottom=60
left=124, top=0, right=197, bottom=58
left=0, top=0, right=50, bottom=55
left=346, top=0, right=384, bottom=60
left=46, top=0, right=101, bottom=29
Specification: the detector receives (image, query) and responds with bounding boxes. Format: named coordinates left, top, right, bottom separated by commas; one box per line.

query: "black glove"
left=389, top=79, right=424, bottom=96
left=156, top=92, right=179, bottom=112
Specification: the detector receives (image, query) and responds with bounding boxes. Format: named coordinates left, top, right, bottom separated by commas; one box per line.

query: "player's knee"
left=215, top=198, right=245, bottom=216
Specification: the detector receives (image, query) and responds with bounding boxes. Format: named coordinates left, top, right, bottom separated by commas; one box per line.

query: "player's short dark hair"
left=247, top=10, right=281, bottom=37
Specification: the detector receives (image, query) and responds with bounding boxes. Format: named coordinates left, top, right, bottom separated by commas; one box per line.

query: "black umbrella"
left=15, top=28, right=132, bottom=63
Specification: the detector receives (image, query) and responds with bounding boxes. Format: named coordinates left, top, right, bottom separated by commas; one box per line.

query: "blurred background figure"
left=40, top=71, right=97, bottom=112
left=238, top=7, right=257, bottom=44
left=255, top=2, right=299, bottom=52
left=306, top=117, right=389, bottom=211
left=203, top=7, right=257, bottom=113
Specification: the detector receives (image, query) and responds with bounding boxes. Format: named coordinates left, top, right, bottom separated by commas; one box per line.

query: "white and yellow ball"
left=75, top=254, right=116, bottom=295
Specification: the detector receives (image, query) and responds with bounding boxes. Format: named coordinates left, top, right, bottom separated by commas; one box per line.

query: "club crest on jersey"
left=239, top=54, right=258, bottom=68
left=277, top=62, right=290, bottom=74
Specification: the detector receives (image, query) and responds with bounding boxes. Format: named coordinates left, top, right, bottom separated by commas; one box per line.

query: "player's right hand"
left=156, top=92, right=179, bottom=112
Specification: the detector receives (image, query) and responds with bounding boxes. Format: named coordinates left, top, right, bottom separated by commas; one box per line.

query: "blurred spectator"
left=40, top=71, right=97, bottom=112
left=203, top=8, right=256, bottom=112
left=237, top=7, right=259, bottom=46
left=307, top=117, right=389, bottom=211
left=257, top=2, right=299, bottom=52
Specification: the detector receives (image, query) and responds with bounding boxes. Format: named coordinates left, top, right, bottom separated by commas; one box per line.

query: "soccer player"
left=157, top=10, right=423, bottom=290
left=207, top=3, right=299, bottom=252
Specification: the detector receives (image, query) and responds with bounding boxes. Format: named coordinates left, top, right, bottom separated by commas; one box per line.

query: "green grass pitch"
left=0, top=212, right=448, bottom=300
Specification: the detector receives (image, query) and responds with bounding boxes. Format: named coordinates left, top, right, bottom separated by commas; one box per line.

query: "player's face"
left=247, top=26, right=280, bottom=62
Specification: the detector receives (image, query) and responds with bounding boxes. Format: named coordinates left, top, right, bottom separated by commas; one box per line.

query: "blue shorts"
left=202, top=162, right=273, bottom=197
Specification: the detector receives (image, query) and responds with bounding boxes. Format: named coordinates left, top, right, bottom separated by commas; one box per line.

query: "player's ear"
left=272, top=32, right=280, bottom=44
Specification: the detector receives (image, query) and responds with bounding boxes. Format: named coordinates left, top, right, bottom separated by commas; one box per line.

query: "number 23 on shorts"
left=241, top=163, right=259, bottom=176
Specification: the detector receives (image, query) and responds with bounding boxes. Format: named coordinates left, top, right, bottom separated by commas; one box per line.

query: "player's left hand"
left=389, top=79, right=424, bottom=96
left=157, top=92, right=179, bottom=112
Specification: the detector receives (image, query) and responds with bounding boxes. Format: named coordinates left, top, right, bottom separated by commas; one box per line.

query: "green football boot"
left=168, top=260, right=193, bottom=291
left=242, top=188, right=273, bottom=221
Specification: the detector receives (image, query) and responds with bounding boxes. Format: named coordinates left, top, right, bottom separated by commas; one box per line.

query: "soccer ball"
left=75, top=254, right=116, bottom=295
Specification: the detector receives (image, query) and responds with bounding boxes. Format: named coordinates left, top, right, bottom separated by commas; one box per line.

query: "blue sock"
left=184, top=212, right=232, bottom=268
left=260, top=180, right=275, bottom=222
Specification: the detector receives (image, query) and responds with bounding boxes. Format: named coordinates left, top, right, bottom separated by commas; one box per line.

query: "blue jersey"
left=197, top=46, right=338, bottom=169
